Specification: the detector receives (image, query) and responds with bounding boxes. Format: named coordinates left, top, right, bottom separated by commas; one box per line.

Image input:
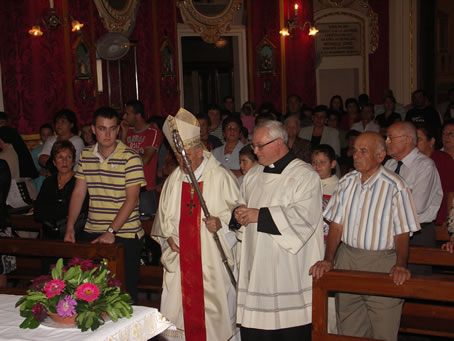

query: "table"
left=0, top=294, right=173, bottom=341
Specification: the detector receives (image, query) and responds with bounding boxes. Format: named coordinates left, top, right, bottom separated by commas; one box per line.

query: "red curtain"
left=368, top=0, right=389, bottom=105
left=284, top=0, right=316, bottom=107
left=246, top=0, right=316, bottom=113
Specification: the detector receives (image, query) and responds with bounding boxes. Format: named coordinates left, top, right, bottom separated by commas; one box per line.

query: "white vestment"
left=236, top=156, right=324, bottom=330
left=152, top=151, right=240, bottom=341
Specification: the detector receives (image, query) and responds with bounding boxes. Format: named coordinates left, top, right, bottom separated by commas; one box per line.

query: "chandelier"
left=280, top=3, right=318, bottom=37
left=29, top=0, right=84, bottom=37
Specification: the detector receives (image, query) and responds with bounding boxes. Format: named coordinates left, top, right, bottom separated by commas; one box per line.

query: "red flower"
left=68, top=258, right=96, bottom=271
left=44, top=279, right=66, bottom=298
left=75, top=283, right=100, bottom=302
left=29, top=275, right=52, bottom=292
left=107, top=277, right=122, bottom=288
left=32, top=302, right=47, bottom=321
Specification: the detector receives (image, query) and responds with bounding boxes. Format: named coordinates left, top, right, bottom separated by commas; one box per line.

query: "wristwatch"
left=107, top=226, right=117, bottom=235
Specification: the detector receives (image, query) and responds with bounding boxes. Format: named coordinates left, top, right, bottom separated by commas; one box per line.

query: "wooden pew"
left=312, top=246, right=454, bottom=340
left=435, top=224, right=450, bottom=242
left=137, top=218, right=163, bottom=294
left=10, top=214, right=43, bottom=239
left=0, top=238, right=125, bottom=293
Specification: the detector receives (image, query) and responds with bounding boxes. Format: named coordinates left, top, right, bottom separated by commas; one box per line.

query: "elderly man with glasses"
left=384, top=121, right=443, bottom=274
left=230, top=120, right=324, bottom=341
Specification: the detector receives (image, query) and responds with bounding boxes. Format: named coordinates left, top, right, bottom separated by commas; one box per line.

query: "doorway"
left=178, top=24, right=248, bottom=115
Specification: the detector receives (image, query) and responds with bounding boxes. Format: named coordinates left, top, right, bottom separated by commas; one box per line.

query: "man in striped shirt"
left=65, top=107, right=146, bottom=301
left=310, top=132, right=420, bottom=341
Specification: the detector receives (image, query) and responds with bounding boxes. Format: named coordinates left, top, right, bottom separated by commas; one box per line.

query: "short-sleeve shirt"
left=39, top=135, right=85, bottom=171
left=76, top=141, right=145, bottom=238
left=324, top=166, right=420, bottom=250
left=126, top=125, right=163, bottom=191
left=212, top=141, right=244, bottom=171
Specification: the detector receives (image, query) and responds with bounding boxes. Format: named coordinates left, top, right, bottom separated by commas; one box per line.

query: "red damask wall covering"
left=0, top=0, right=384, bottom=133
left=0, top=0, right=180, bottom=134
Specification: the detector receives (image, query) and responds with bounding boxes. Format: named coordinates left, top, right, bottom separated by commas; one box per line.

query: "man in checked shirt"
left=310, top=131, right=421, bottom=341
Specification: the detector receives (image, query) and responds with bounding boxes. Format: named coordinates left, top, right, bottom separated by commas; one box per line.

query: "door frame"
left=177, top=23, right=248, bottom=112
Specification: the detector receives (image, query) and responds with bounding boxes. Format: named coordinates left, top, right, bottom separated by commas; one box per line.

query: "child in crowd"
left=311, top=143, right=339, bottom=334
left=238, top=144, right=257, bottom=184
left=311, top=144, right=339, bottom=239
left=240, top=101, right=255, bottom=134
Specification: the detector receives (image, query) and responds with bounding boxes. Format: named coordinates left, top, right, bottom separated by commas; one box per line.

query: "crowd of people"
left=0, top=87, right=454, bottom=340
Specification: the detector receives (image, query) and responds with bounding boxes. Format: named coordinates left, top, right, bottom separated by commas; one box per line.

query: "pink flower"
left=75, top=283, right=100, bottom=302
left=57, top=296, right=77, bottom=317
left=44, top=279, right=66, bottom=298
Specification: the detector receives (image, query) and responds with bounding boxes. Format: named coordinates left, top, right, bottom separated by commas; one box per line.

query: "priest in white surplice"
left=151, top=108, right=240, bottom=341
left=231, top=120, right=324, bottom=340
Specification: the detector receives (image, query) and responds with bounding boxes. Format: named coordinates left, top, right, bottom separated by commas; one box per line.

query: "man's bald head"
left=353, top=132, right=386, bottom=182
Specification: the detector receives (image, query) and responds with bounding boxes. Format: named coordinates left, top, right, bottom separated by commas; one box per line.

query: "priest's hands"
left=203, top=217, right=222, bottom=233
left=309, top=260, right=334, bottom=279
left=168, top=237, right=180, bottom=253
left=234, top=205, right=259, bottom=226
left=389, top=265, right=411, bottom=285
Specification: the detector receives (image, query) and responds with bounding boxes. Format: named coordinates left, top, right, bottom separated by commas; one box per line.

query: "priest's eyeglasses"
left=252, top=139, right=277, bottom=151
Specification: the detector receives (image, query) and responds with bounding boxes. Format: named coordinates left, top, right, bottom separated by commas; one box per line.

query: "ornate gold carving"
left=177, top=0, right=243, bottom=44
left=93, top=0, right=141, bottom=35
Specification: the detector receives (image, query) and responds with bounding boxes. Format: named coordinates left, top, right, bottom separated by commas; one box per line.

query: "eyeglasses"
left=252, top=139, right=277, bottom=151
left=386, top=135, right=407, bottom=143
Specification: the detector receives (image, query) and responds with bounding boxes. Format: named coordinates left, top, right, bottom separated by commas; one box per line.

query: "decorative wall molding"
left=93, top=0, right=141, bottom=36
left=177, top=0, right=243, bottom=44
left=314, top=0, right=378, bottom=53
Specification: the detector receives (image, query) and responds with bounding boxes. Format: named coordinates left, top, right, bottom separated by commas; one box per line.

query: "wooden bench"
left=137, top=218, right=163, bottom=295
left=10, top=214, right=43, bottom=239
left=1, top=238, right=125, bottom=293
left=436, top=224, right=450, bottom=242
left=312, top=246, right=454, bottom=340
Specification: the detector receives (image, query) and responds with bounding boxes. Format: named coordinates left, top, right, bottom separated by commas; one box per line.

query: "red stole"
left=179, top=181, right=206, bottom=341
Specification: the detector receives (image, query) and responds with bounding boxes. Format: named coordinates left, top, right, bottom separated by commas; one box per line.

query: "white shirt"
left=324, top=166, right=420, bottom=250
left=385, top=148, right=443, bottom=223
left=351, top=120, right=380, bottom=133
left=38, top=135, right=85, bottom=171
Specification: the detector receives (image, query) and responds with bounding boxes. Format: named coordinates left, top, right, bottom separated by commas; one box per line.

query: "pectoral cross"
left=186, top=199, right=196, bottom=215
left=186, top=184, right=196, bottom=215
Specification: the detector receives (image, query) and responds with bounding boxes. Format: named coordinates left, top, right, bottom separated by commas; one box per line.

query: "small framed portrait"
left=257, top=35, right=276, bottom=75
left=161, top=38, right=175, bottom=78
left=73, top=35, right=92, bottom=80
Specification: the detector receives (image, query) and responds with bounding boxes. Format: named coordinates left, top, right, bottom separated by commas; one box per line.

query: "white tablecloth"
left=0, top=294, right=173, bottom=341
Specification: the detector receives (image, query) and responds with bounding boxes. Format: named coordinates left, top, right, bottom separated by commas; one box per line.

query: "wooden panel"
left=0, top=238, right=125, bottom=291
left=312, top=246, right=454, bottom=340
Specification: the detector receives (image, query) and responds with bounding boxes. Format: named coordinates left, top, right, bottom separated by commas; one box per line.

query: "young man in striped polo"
left=65, top=106, right=145, bottom=301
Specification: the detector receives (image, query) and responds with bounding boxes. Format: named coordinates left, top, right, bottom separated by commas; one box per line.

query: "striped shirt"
left=76, top=141, right=146, bottom=238
left=324, top=165, right=420, bottom=250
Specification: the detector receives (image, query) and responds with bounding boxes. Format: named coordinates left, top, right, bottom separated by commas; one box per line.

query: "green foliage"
left=16, top=258, right=133, bottom=332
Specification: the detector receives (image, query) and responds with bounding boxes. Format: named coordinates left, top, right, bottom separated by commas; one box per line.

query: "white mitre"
left=162, top=107, right=201, bottom=152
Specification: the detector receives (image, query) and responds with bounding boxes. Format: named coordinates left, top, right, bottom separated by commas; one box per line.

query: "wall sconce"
left=29, top=0, right=83, bottom=37
left=280, top=3, right=318, bottom=37
left=215, top=37, right=228, bottom=49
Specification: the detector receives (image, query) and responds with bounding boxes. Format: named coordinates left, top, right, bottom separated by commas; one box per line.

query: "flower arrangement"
left=16, top=257, right=133, bottom=331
